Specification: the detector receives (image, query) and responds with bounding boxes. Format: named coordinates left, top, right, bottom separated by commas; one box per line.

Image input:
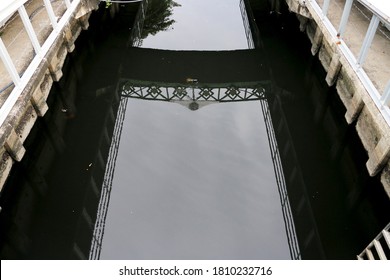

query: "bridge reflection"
left=89, top=0, right=390, bottom=260
left=120, top=80, right=268, bottom=110
left=89, top=79, right=301, bottom=260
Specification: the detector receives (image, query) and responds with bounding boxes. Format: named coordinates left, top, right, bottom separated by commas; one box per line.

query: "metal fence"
left=308, top=0, right=390, bottom=125
left=0, top=0, right=81, bottom=127
left=358, top=223, right=390, bottom=259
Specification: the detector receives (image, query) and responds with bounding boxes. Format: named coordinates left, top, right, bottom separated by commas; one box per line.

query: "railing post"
left=338, top=0, right=354, bottom=37
left=357, top=15, right=380, bottom=66
left=0, top=38, right=21, bottom=88
left=380, top=81, right=390, bottom=107
left=18, top=5, right=41, bottom=55
left=322, top=0, right=330, bottom=17
left=42, top=0, right=58, bottom=29
left=64, top=0, right=71, bottom=8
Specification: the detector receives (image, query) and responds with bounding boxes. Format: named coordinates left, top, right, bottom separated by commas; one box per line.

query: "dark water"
left=249, top=0, right=390, bottom=259
left=99, top=0, right=290, bottom=259
left=0, top=0, right=389, bottom=260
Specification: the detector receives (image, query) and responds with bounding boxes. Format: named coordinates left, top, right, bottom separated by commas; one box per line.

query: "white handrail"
left=358, top=223, right=390, bottom=259
left=0, top=0, right=82, bottom=128
left=0, top=0, right=29, bottom=24
left=307, top=0, right=390, bottom=126
left=358, top=0, right=390, bottom=23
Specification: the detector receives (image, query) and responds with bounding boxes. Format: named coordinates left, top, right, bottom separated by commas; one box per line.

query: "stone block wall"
left=285, top=0, right=390, bottom=198
left=0, top=0, right=100, bottom=192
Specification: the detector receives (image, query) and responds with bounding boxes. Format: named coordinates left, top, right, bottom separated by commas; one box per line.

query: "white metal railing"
left=358, top=223, right=390, bottom=259
left=0, top=0, right=80, bottom=128
left=307, top=0, right=390, bottom=126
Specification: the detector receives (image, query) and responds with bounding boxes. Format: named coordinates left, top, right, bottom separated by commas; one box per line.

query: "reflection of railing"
left=89, top=79, right=303, bottom=259
left=89, top=96, right=128, bottom=260
left=121, top=80, right=267, bottom=100
left=239, top=0, right=254, bottom=49
left=264, top=88, right=329, bottom=259
left=121, top=80, right=267, bottom=110
left=357, top=223, right=390, bottom=260
left=89, top=1, right=149, bottom=258
left=129, top=0, right=149, bottom=47
left=89, top=79, right=266, bottom=258
left=260, top=96, right=301, bottom=260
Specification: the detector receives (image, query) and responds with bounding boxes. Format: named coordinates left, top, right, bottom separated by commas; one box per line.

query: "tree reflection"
left=142, top=0, right=181, bottom=39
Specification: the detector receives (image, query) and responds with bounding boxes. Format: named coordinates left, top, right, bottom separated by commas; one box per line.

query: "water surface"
left=1, top=0, right=388, bottom=261
left=100, top=100, right=289, bottom=259
left=99, top=0, right=290, bottom=259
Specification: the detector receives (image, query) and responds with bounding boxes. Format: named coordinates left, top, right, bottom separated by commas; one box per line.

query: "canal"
left=0, top=0, right=389, bottom=260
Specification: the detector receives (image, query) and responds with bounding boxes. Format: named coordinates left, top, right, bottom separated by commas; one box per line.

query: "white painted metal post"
left=64, top=0, right=71, bottom=8
left=18, top=6, right=41, bottom=55
left=0, top=39, right=21, bottom=88
left=380, top=81, right=390, bottom=106
left=322, top=0, right=330, bottom=17
left=357, top=15, right=380, bottom=66
left=338, top=0, right=354, bottom=37
left=43, top=0, right=58, bottom=29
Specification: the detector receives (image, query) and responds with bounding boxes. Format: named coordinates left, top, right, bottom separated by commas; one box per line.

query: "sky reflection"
left=100, top=100, right=290, bottom=259
left=140, top=0, right=249, bottom=50
left=99, top=0, right=290, bottom=259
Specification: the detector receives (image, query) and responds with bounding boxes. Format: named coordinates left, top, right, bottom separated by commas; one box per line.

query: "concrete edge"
left=0, top=1, right=100, bottom=193
left=286, top=0, right=390, bottom=198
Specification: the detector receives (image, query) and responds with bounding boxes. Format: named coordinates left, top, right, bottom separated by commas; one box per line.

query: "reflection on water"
left=140, top=0, right=249, bottom=50
left=99, top=99, right=290, bottom=259
left=0, top=0, right=389, bottom=260
left=119, top=79, right=267, bottom=111
left=251, top=0, right=390, bottom=259
left=97, top=0, right=292, bottom=259
left=141, top=0, right=180, bottom=39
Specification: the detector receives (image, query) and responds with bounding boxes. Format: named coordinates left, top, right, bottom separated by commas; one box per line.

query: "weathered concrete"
left=0, top=0, right=100, bottom=192
left=285, top=0, right=390, bottom=198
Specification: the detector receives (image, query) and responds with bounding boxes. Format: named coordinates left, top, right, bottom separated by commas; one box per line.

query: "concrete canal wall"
left=0, top=0, right=101, bottom=191
left=284, top=0, right=390, bottom=198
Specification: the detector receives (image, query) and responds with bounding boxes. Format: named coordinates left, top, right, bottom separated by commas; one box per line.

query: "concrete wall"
left=285, top=0, right=390, bottom=199
left=0, top=0, right=100, bottom=192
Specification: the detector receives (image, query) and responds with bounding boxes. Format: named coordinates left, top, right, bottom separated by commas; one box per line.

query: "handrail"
left=306, top=0, right=390, bottom=126
left=357, top=223, right=390, bottom=259
left=0, top=0, right=81, bottom=128
left=0, top=0, right=29, bottom=24
left=357, top=0, right=390, bottom=24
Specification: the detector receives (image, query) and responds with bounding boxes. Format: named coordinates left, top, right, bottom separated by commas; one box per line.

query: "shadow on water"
left=0, top=2, right=139, bottom=259
left=0, top=0, right=389, bottom=260
left=247, top=0, right=390, bottom=259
